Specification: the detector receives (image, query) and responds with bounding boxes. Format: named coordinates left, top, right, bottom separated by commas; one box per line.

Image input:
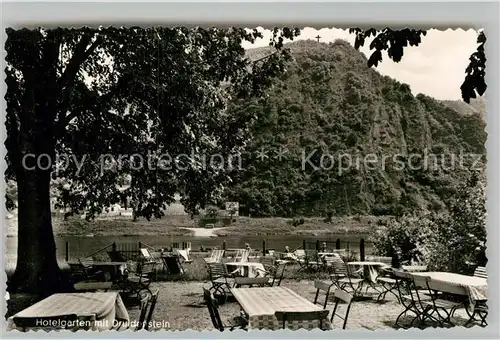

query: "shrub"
left=370, top=171, right=486, bottom=273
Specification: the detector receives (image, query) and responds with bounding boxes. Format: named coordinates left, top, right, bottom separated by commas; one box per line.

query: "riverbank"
left=5, top=215, right=389, bottom=237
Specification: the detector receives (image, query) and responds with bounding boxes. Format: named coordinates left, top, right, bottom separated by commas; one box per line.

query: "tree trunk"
left=8, top=85, right=72, bottom=295
left=8, top=164, right=73, bottom=295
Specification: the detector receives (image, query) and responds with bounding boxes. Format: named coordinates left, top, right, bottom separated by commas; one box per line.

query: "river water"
left=5, top=234, right=373, bottom=261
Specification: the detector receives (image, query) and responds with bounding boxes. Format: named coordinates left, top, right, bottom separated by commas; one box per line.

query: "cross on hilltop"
left=315, top=35, right=321, bottom=42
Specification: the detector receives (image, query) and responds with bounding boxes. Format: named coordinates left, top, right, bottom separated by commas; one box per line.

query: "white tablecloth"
left=231, top=287, right=329, bottom=330
left=7, top=292, right=129, bottom=331
left=347, top=261, right=389, bottom=283
left=226, top=262, right=265, bottom=278
left=411, top=272, right=487, bottom=310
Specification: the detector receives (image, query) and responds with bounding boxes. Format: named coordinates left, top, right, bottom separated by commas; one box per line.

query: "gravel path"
left=181, top=227, right=223, bottom=237
left=126, top=279, right=473, bottom=332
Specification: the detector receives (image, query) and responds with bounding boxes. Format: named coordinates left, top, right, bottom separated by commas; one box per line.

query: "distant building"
left=225, top=202, right=239, bottom=217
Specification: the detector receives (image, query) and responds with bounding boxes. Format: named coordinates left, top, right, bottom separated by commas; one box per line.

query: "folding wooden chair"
left=375, top=267, right=400, bottom=302
left=313, top=280, right=333, bottom=309
left=275, top=310, right=329, bottom=330
left=473, top=266, right=487, bottom=279
left=255, top=256, right=275, bottom=276
left=393, top=270, right=435, bottom=328
left=203, top=288, right=247, bottom=331
left=213, top=249, right=225, bottom=263
left=238, top=249, right=250, bottom=263
left=420, top=276, right=464, bottom=327
left=204, top=249, right=224, bottom=263
left=332, top=259, right=363, bottom=295
left=175, top=249, right=193, bottom=264
left=330, top=289, right=354, bottom=329
left=121, top=261, right=156, bottom=299
left=144, top=289, right=160, bottom=331
left=135, top=295, right=151, bottom=331
left=206, top=262, right=235, bottom=302
left=162, top=255, right=184, bottom=275
left=259, top=256, right=275, bottom=268
left=293, top=249, right=307, bottom=268
left=77, top=257, right=105, bottom=282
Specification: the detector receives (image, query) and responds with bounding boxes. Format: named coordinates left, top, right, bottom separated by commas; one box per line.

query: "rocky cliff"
left=222, top=39, right=486, bottom=217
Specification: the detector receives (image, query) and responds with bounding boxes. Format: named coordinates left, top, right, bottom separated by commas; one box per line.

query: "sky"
left=243, top=27, right=479, bottom=101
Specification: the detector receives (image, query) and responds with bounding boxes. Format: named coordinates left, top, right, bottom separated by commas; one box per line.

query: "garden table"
left=231, top=287, right=328, bottom=330
left=410, top=272, right=487, bottom=308
left=7, top=292, right=129, bottom=331
left=68, top=261, right=127, bottom=282
left=347, top=261, right=389, bottom=284
left=226, top=262, right=265, bottom=278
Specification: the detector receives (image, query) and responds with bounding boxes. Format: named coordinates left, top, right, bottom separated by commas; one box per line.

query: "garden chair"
left=204, top=249, right=225, bottom=263
left=464, top=301, right=488, bottom=327
left=255, top=256, right=276, bottom=277
left=294, top=249, right=306, bottom=262
left=175, top=249, right=193, bottom=264
left=331, top=258, right=363, bottom=295
left=76, top=257, right=105, bottom=282
left=417, top=275, right=464, bottom=327
left=107, top=250, right=126, bottom=262
left=144, top=289, right=160, bottom=331
left=465, top=265, right=488, bottom=327
left=328, top=256, right=346, bottom=287
left=313, top=280, right=333, bottom=309
left=473, top=266, right=487, bottom=279
left=393, top=270, right=434, bottom=328
left=120, top=261, right=156, bottom=299
left=162, top=255, right=184, bottom=275
left=259, top=255, right=276, bottom=268
left=322, top=254, right=341, bottom=271
left=330, top=289, right=354, bottom=329
left=203, top=288, right=247, bottom=331
left=305, top=249, right=322, bottom=271
left=206, top=262, right=235, bottom=302
left=235, top=249, right=250, bottom=263
left=295, top=250, right=319, bottom=272
left=135, top=295, right=151, bottom=331
left=375, top=267, right=400, bottom=302
left=274, top=310, right=330, bottom=330
left=140, top=248, right=164, bottom=277
left=256, top=261, right=287, bottom=287
left=140, top=248, right=153, bottom=260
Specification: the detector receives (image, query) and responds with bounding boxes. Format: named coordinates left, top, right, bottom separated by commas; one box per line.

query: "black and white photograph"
left=3, top=23, right=489, bottom=332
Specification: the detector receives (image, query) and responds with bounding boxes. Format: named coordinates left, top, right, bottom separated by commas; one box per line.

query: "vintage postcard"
left=4, top=25, right=488, bottom=333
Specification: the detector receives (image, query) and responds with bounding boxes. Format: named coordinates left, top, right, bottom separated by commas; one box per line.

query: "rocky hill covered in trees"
left=221, top=39, right=486, bottom=217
